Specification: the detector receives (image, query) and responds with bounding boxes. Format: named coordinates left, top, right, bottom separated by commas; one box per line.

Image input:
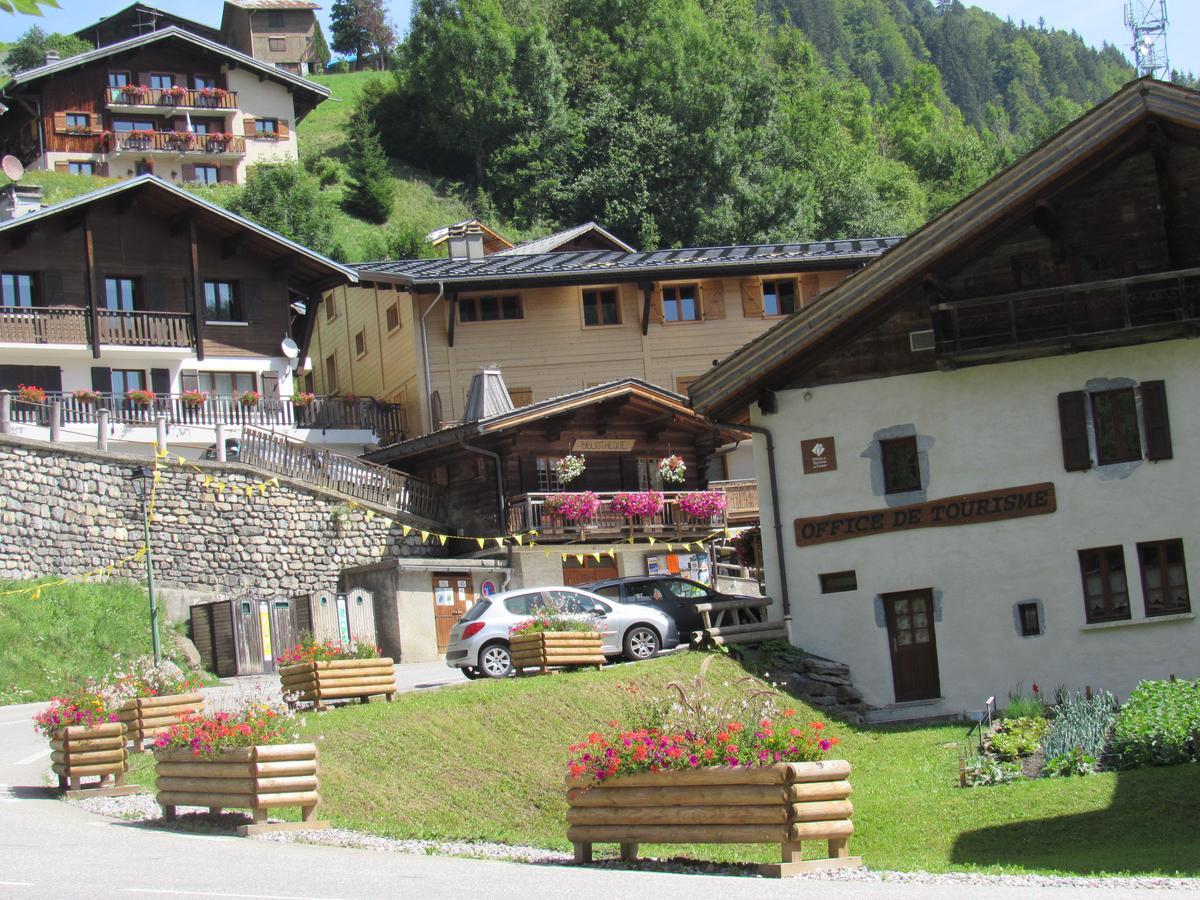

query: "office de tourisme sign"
left=794, top=483, right=1057, bottom=547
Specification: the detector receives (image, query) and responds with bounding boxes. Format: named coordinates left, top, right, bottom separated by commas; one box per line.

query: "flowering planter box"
left=511, top=632, right=605, bottom=675
left=565, top=760, right=861, bottom=877
left=50, top=722, right=140, bottom=797
left=278, top=658, right=396, bottom=710
left=117, top=692, right=205, bottom=752
left=154, top=743, right=328, bottom=835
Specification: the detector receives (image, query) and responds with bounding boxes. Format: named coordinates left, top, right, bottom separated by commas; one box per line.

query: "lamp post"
left=130, top=465, right=161, bottom=665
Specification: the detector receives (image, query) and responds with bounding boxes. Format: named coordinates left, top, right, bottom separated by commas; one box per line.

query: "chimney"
left=0, top=183, right=44, bottom=221
left=42, top=50, right=61, bottom=66
left=447, top=221, right=486, bottom=262
left=463, top=367, right=514, bottom=422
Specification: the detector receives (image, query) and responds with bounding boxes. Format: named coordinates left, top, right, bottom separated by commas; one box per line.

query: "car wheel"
left=623, top=625, right=660, bottom=662
left=460, top=666, right=482, bottom=680
left=479, top=642, right=513, bottom=678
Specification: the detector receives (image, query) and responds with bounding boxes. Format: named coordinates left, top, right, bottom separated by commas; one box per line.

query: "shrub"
left=304, top=154, right=343, bottom=187
left=229, top=162, right=342, bottom=259
left=108, top=656, right=202, bottom=699
left=1042, top=748, right=1099, bottom=778
left=1041, top=689, right=1115, bottom=761
left=278, top=632, right=380, bottom=666
left=1109, top=678, right=1200, bottom=768
left=985, top=716, right=1049, bottom=760
left=344, top=101, right=395, bottom=224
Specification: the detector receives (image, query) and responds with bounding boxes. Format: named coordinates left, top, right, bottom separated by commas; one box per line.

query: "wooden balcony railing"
left=96, top=310, right=193, bottom=348
left=0, top=306, right=88, bottom=344
left=240, top=427, right=444, bottom=524
left=709, top=479, right=759, bottom=522
left=113, top=132, right=246, bottom=155
left=4, top=392, right=406, bottom=441
left=106, top=87, right=239, bottom=110
left=0, top=306, right=193, bottom=348
left=506, top=491, right=727, bottom=543
left=934, top=268, right=1200, bottom=360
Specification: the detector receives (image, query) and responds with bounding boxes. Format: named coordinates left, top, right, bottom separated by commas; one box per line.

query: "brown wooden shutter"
left=740, top=278, right=763, bottom=317
left=799, top=273, right=820, bottom=307
left=276, top=119, right=290, bottom=138
left=54, top=161, right=69, bottom=173
left=239, top=279, right=260, bottom=321
left=41, top=270, right=63, bottom=306
left=142, top=272, right=166, bottom=311
left=137, top=72, right=150, bottom=91
left=91, top=367, right=112, bottom=394
left=181, top=163, right=196, bottom=183
left=175, top=73, right=188, bottom=89
left=620, top=457, right=640, bottom=490
left=260, top=369, right=281, bottom=398
left=701, top=279, right=725, bottom=320
left=52, top=112, right=68, bottom=133
left=243, top=116, right=257, bottom=137
left=219, top=165, right=237, bottom=183
left=649, top=284, right=663, bottom=324
left=1057, top=391, right=1092, bottom=471
left=150, top=368, right=171, bottom=396
left=180, top=371, right=199, bottom=393
left=1140, top=380, right=1173, bottom=461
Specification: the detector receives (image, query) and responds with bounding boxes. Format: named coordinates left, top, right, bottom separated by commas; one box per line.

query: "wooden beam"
left=447, top=292, right=458, bottom=349
left=640, top=282, right=652, bottom=336
left=188, top=219, right=205, bottom=361
left=83, top=212, right=100, bottom=359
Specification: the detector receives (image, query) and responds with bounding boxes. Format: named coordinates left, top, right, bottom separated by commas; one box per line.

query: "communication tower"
left=1125, top=0, right=1170, bottom=79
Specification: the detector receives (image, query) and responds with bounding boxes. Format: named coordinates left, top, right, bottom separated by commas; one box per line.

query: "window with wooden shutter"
left=90, top=367, right=112, bottom=394
left=276, top=120, right=290, bottom=138
left=150, top=368, right=171, bottom=397
left=1057, top=391, right=1091, bottom=471
left=740, top=278, right=763, bottom=317
left=260, top=371, right=281, bottom=403
left=242, top=117, right=257, bottom=137
left=648, top=284, right=663, bottom=324
left=701, top=280, right=725, bottom=319
left=1078, top=546, right=1131, bottom=623
left=1140, top=380, right=1172, bottom=461
left=52, top=112, right=68, bottom=133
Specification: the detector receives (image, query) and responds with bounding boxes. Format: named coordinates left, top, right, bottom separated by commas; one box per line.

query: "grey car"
left=444, top=585, right=680, bottom=679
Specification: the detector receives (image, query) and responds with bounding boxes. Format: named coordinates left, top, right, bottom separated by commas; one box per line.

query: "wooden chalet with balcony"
left=0, top=26, right=326, bottom=185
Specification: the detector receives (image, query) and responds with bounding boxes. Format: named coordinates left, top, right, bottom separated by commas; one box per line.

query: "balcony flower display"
left=544, top=491, right=600, bottom=524
left=65, top=125, right=93, bottom=136
left=292, top=392, right=316, bottom=407
left=658, top=454, right=686, bottom=484
left=198, top=86, right=229, bottom=99
left=555, top=453, right=586, bottom=485
left=168, top=131, right=193, bottom=147
left=609, top=490, right=664, bottom=518
left=127, top=389, right=156, bottom=407
left=119, top=84, right=151, bottom=100
left=71, top=389, right=100, bottom=404
left=17, top=384, right=46, bottom=404
left=678, top=489, right=727, bottom=519
left=161, top=85, right=188, bottom=102
left=180, top=389, right=207, bottom=408
left=239, top=390, right=262, bottom=407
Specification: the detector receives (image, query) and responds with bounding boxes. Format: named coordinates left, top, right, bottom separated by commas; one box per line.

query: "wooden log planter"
left=154, top=742, right=330, bottom=836
left=278, top=658, right=396, bottom=710
left=511, top=632, right=605, bottom=675
left=565, top=760, right=862, bottom=877
left=51, top=722, right=142, bottom=798
left=117, top=692, right=205, bottom=751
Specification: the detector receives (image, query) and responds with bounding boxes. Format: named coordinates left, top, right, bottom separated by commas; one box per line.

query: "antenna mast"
left=1125, top=0, right=1170, bottom=79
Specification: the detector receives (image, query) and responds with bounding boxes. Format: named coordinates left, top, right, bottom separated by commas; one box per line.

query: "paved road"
left=203, top=659, right=467, bottom=709
left=1, top=670, right=1194, bottom=900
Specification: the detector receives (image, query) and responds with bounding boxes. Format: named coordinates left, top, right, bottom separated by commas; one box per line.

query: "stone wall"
left=0, top=435, right=438, bottom=599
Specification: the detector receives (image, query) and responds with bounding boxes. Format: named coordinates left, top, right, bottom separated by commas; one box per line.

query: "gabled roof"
left=355, top=237, right=900, bottom=290
left=689, top=77, right=1200, bottom=420
left=73, top=3, right=220, bottom=44
left=2, top=26, right=329, bottom=111
left=0, top=175, right=355, bottom=288
left=366, top=378, right=745, bottom=463
left=494, top=221, right=635, bottom=255
left=424, top=219, right=514, bottom=253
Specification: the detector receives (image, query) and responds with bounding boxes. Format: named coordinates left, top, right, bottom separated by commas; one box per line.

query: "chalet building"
left=73, top=4, right=221, bottom=47
left=220, top=1, right=323, bottom=77
left=690, top=78, right=1200, bottom=716
left=0, top=26, right=327, bottom=185
left=0, top=175, right=404, bottom=452
left=362, top=373, right=748, bottom=652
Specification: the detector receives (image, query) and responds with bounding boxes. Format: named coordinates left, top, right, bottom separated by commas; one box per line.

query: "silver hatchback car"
left=445, top=585, right=680, bottom=679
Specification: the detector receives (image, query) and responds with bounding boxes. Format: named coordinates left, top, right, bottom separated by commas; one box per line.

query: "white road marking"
left=123, top=891, right=350, bottom=900
left=0, top=881, right=33, bottom=886
left=0, top=784, right=16, bottom=803
left=0, top=719, right=30, bottom=726
left=13, top=749, right=50, bottom=766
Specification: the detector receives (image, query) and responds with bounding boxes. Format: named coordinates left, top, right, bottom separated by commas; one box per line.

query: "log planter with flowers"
left=509, top=612, right=605, bottom=675
left=277, top=635, right=395, bottom=710
left=35, top=689, right=142, bottom=798
left=117, top=692, right=205, bottom=751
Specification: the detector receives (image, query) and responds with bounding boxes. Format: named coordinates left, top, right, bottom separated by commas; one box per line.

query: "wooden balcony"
left=113, top=132, right=246, bottom=156
left=0, top=306, right=193, bottom=348
left=506, top=491, right=727, bottom=543
left=934, top=268, right=1200, bottom=364
left=709, top=479, right=759, bottom=523
left=105, top=87, right=239, bottom=111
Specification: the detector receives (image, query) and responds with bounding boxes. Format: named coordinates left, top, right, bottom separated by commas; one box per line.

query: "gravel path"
left=66, top=789, right=1200, bottom=891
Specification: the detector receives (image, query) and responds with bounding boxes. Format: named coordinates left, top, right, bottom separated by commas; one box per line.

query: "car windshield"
left=460, top=599, right=491, bottom=622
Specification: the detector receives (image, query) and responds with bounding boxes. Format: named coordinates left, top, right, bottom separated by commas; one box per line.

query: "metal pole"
left=139, top=473, right=161, bottom=665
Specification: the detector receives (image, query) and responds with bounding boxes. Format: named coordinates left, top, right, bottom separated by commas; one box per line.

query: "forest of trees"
left=362, top=0, right=1139, bottom=249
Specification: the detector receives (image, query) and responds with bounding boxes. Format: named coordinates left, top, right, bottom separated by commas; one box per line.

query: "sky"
left=0, top=0, right=1196, bottom=75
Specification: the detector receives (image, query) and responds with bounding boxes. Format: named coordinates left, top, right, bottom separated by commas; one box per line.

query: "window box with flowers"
left=677, top=489, right=728, bottom=522
left=509, top=609, right=604, bottom=674
left=160, top=85, right=188, bottom=103
left=239, top=390, right=262, bottom=408
left=34, top=686, right=138, bottom=796
left=17, top=383, right=46, bottom=405
left=71, top=388, right=100, bottom=405
left=292, top=392, right=316, bottom=407
left=197, top=86, right=230, bottom=107
left=127, top=388, right=156, bottom=407
left=118, top=84, right=152, bottom=101
left=277, top=634, right=394, bottom=710
left=609, top=490, right=665, bottom=534
left=564, top=664, right=859, bottom=876
left=543, top=491, right=601, bottom=530
left=180, top=389, right=207, bottom=409
left=153, top=698, right=328, bottom=834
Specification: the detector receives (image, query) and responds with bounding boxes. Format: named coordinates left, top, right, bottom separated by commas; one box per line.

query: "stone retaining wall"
left=0, top=435, right=438, bottom=597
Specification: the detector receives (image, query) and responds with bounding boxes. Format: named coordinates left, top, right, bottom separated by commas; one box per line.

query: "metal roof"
left=354, top=237, right=902, bottom=288
left=493, top=221, right=635, bottom=256
left=1, top=26, right=329, bottom=102
left=227, top=0, right=321, bottom=8
left=463, top=368, right=515, bottom=422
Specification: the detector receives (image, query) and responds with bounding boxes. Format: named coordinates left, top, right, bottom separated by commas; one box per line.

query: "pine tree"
left=330, top=0, right=395, bottom=70
left=344, top=101, right=395, bottom=224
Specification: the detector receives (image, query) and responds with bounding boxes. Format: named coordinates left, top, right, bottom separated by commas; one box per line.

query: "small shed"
left=189, top=595, right=303, bottom=677
left=292, top=588, right=378, bottom=647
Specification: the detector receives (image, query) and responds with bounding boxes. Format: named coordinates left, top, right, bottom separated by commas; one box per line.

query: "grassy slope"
left=128, top=651, right=1200, bottom=875
left=0, top=579, right=156, bottom=704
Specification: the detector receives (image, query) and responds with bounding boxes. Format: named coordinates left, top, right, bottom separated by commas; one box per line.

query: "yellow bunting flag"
left=513, top=534, right=523, bottom=545
left=215, top=482, right=226, bottom=493
left=152, top=469, right=161, bottom=483
left=202, top=475, right=213, bottom=487
left=269, top=477, right=280, bottom=487
left=476, top=537, right=486, bottom=549
left=245, top=485, right=254, bottom=498
left=647, top=537, right=656, bottom=545
left=419, top=530, right=430, bottom=542
left=438, top=534, right=449, bottom=545
left=176, top=455, right=186, bottom=466
left=528, top=530, right=539, bottom=537
left=494, top=537, right=505, bottom=549
left=575, top=554, right=585, bottom=565
left=347, top=500, right=359, bottom=508
left=592, top=552, right=601, bottom=562
left=365, top=509, right=375, bottom=521
left=258, top=482, right=267, bottom=495
left=31, top=587, right=41, bottom=600
left=666, top=543, right=674, bottom=553
left=402, top=524, right=412, bottom=537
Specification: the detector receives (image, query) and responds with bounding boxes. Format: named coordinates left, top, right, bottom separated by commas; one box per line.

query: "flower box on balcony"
left=566, top=760, right=861, bottom=877
left=511, top=632, right=604, bottom=675
left=292, top=392, right=316, bottom=407
left=154, top=742, right=328, bottom=835
left=278, top=658, right=396, bottom=710
left=71, top=389, right=100, bottom=404
left=180, top=390, right=208, bottom=409
left=50, top=722, right=140, bottom=797
left=116, top=692, right=204, bottom=752
left=127, top=389, right=156, bottom=407
left=677, top=490, right=728, bottom=521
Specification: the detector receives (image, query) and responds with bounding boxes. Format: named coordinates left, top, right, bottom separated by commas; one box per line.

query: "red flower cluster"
left=278, top=634, right=380, bottom=665
left=154, top=709, right=289, bottom=759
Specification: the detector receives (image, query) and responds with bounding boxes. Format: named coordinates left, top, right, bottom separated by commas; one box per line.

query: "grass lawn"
left=126, top=651, right=1199, bottom=875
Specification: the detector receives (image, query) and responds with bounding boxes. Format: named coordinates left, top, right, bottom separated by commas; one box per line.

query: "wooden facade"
left=220, top=3, right=320, bottom=75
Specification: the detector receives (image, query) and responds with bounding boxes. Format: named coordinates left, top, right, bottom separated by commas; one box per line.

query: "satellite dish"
left=1, top=156, right=24, bottom=183
left=281, top=337, right=299, bottom=359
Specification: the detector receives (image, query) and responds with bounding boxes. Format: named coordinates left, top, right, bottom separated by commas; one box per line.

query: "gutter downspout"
left=712, top=419, right=790, bottom=627
left=457, top=434, right=506, bottom=535
left=419, top=281, right=445, bottom=432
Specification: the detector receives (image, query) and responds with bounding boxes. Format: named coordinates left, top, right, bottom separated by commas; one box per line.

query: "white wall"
left=228, top=68, right=301, bottom=181
left=752, top=338, right=1199, bottom=713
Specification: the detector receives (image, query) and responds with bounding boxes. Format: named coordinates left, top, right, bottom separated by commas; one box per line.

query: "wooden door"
left=882, top=589, right=941, bottom=702
left=562, top=557, right=619, bottom=586
left=432, top=573, right=473, bottom=652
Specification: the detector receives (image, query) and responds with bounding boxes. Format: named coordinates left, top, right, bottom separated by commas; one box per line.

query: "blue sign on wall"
left=480, top=580, right=497, bottom=597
